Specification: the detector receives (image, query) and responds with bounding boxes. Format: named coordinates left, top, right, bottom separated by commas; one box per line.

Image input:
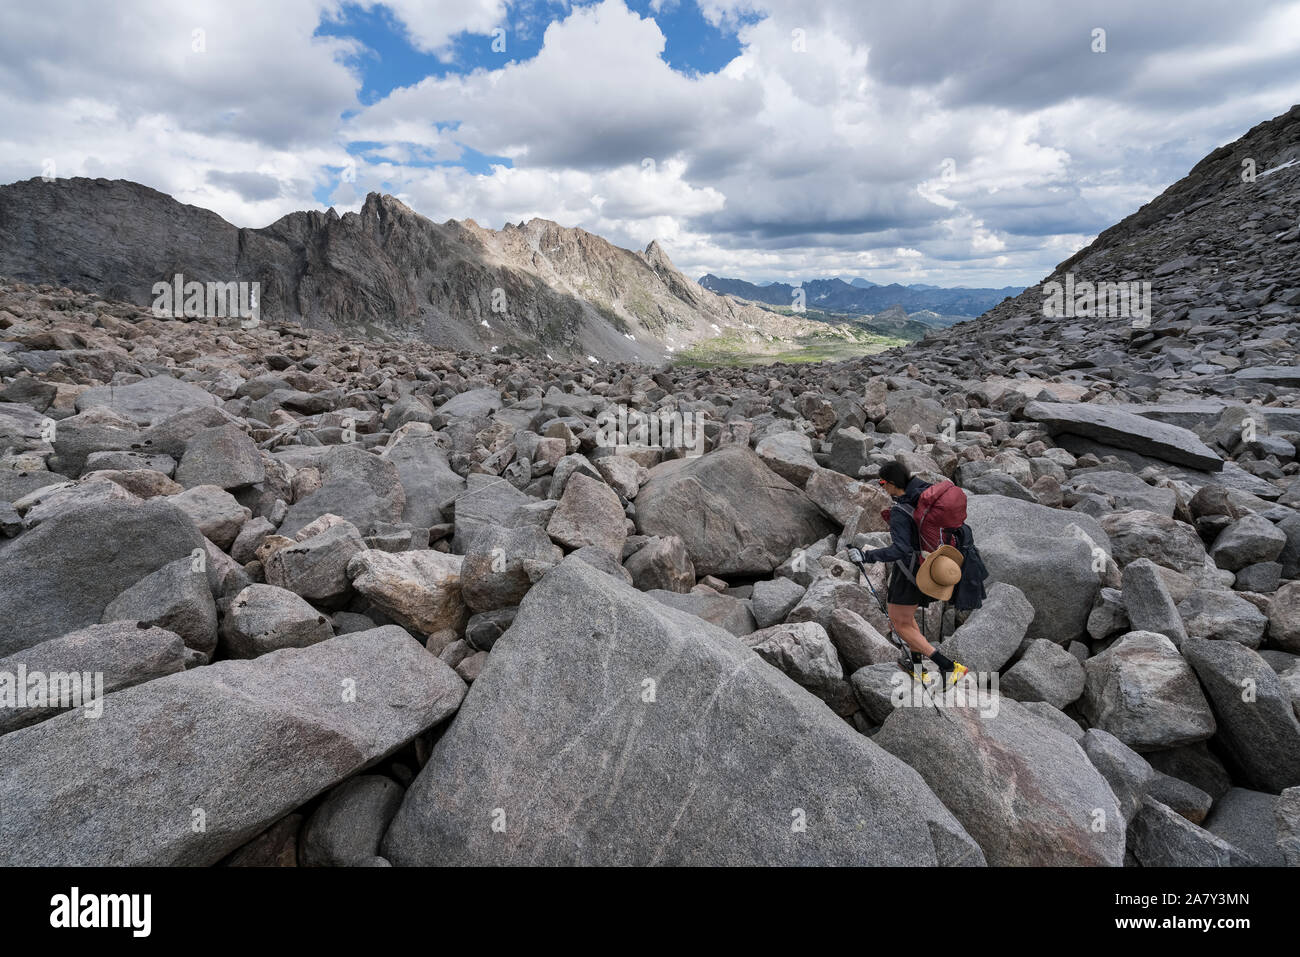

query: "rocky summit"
left=1, top=105, right=1300, bottom=868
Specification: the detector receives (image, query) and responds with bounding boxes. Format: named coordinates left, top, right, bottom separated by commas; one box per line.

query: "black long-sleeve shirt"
left=858, top=476, right=929, bottom=566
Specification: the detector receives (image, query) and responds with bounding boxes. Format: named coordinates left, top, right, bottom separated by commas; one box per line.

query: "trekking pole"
left=847, top=549, right=948, bottom=714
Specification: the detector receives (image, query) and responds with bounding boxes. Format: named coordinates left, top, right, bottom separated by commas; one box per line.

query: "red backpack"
left=879, top=480, right=968, bottom=553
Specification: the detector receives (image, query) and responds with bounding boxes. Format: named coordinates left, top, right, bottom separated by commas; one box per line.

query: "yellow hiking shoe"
left=943, top=662, right=971, bottom=689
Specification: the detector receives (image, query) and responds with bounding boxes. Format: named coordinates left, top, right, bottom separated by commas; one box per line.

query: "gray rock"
left=1081, top=728, right=1157, bottom=826
left=751, top=576, right=809, bottom=629
left=1025, top=401, right=1223, bottom=470
left=754, top=430, right=817, bottom=486
left=647, top=588, right=757, bottom=637
left=1181, top=636, right=1300, bottom=792
left=936, top=582, right=1035, bottom=673
left=827, top=426, right=873, bottom=479
left=1129, top=797, right=1256, bottom=866
left=1145, top=742, right=1233, bottom=802
left=461, top=523, right=563, bottom=613
left=623, top=535, right=695, bottom=593
left=1121, top=558, right=1188, bottom=647
left=1278, top=787, right=1300, bottom=866
left=382, top=556, right=984, bottom=866
left=546, top=472, right=627, bottom=559
left=332, top=611, right=377, bottom=635
left=432, top=387, right=501, bottom=424
left=1020, top=700, right=1085, bottom=741
left=383, top=436, right=465, bottom=527
left=786, top=575, right=880, bottom=635
left=849, top=663, right=910, bottom=724
left=15, top=477, right=137, bottom=527
left=102, top=557, right=219, bottom=657
left=1204, top=788, right=1285, bottom=867
left=1087, top=587, right=1129, bottom=641
left=1277, top=513, right=1300, bottom=580
left=1177, top=589, right=1268, bottom=647
left=175, top=423, right=264, bottom=491
left=1000, top=639, right=1086, bottom=710
left=1081, top=631, right=1216, bottom=752
left=383, top=394, right=434, bottom=431
left=280, top=446, right=405, bottom=539
left=451, top=472, right=531, bottom=553
left=963, top=470, right=1036, bottom=501
left=0, top=500, right=205, bottom=656
left=1234, top=561, right=1281, bottom=593
left=742, top=620, right=845, bottom=704
left=1147, top=773, right=1213, bottom=825
left=1268, top=581, right=1300, bottom=653
left=264, top=521, right=366, bottom=608
left=1065, top=470, right=1176, bottom=516
left=873, top=694, right=1125, bottom=865
left=966, top=494, right=1110, bottom=643
left=75, top=375, right=220, bottom=427
left=83, top=450, right=177, bottom=475
left=219, top=584, right=334, bottom=659
left=1100, top=509, right=1209, bottom=573
left=299, top=775, right=405, bottom=867
left=48, top=417, right=142, bottom=477
left=230, top=516, right=276, bottom=566
left=0, top=627, right=466, bottom=865
left=167, top=484, right=250, bottom=549
left=804, top=466, right=892, bottom=528
left=0, top=622, right=186, bottom=736
left=464, top=606, right=517, bottom=651
left=635, top=444, right=835, bottom=577
left=1210, top=514, right=1287, bottom=571
left=569, top=544, right=635, bottom=584
left=828, top=607, right=898, bottom=670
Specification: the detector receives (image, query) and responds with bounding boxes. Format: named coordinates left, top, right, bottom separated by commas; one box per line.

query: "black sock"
left=926, top=650, right=955, bottom=675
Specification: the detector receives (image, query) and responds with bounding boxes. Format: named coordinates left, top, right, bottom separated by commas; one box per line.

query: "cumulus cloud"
left=1, top=0, right=1299, bottom=287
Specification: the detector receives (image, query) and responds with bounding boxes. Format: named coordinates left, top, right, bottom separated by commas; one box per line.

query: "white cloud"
left=2, top=0, right=1299, bottom=288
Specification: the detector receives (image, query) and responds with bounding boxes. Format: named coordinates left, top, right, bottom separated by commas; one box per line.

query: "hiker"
left=853, top=461, right=970, bottom=687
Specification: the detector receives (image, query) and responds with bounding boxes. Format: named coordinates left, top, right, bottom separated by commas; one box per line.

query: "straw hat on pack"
left=916, top=545, right=964, bottom=601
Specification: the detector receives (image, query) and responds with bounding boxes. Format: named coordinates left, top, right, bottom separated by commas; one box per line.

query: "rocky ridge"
left=0, top=179, right=833, bottom=364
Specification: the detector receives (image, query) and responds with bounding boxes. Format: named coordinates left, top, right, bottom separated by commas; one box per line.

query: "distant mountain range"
left=698, top=274, right=1024, bottom=317
left=0, top=178, right=843, bottom=363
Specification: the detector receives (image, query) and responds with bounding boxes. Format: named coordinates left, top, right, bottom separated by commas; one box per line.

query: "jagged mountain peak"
left=0, top=177, right=828, bottom=363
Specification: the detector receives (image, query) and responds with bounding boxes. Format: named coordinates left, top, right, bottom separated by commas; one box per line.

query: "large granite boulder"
left=1025, top=401, right=1223, bottom=470
left=873, top=694, right=1126, bottom=865
left=0, top=499, right=205, bottom=656
left=1181, top=636, right=1300, bottom=792
left=965, top=495, right=1110, bottom=643
left=634, top=445, right=835, bottom=577
left=0, top=627, right=466, bottom=865
left=382, top=556, right=984, bottom=866
left=280, top=446, right=405, bottom=538
left=1081, top=631, right=1216, bottom=752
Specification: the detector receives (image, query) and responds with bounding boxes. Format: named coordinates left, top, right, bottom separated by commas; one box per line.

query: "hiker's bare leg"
left=888, top=603, right=935, bottom=656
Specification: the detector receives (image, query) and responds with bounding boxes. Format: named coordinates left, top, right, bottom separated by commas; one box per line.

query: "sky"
left=2, top=0, right=1299, bottom=288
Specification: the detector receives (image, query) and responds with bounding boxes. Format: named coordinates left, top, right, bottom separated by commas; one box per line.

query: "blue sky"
left=3, top=0, right=1300, bottom=287
left=311, top=0, right=759, bottom=199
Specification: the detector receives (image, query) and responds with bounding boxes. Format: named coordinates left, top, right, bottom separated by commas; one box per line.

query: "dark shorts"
left=886, top=564, right=934, bottom=607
